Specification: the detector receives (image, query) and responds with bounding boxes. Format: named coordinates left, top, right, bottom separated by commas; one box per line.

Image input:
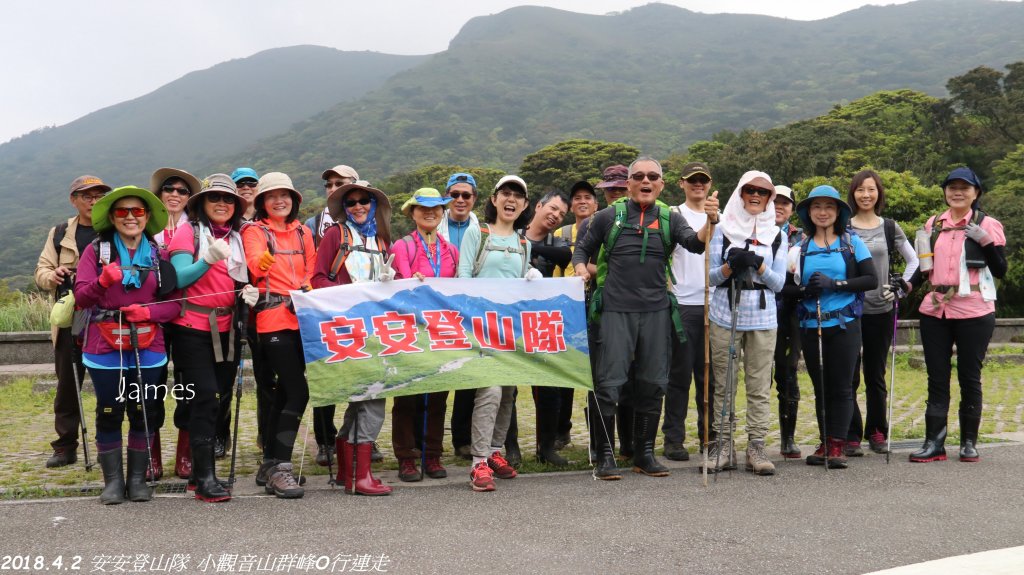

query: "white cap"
left=494, top=175, right=528, bottom=195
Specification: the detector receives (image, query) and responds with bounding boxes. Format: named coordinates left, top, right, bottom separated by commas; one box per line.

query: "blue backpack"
left=797, top=230, right=864, bottom=326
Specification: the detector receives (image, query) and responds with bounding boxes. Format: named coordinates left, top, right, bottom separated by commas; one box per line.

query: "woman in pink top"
left=389, top=188, right=458, bottom=482
left=908, top=167, right=1007, bottom=463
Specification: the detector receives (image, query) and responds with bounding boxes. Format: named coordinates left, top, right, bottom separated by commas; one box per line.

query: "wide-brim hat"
left=595, top=164, right=629, bottom=189
left=327, top=182, right=392, bottom=224
left=187, top=173, right=249, bottom=214
left=254, top=172, right=302, bottom=208
left=150, top=167, right=202, bottom=198
left=402, top=187, right=452, bottom=217
left=796, top=185, right=852, bottom=231
left=92, top=186, right=168, bottom=236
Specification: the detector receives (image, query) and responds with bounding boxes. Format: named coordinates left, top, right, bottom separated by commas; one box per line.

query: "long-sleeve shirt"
left=851, top=218, right=919, bottom=315
left=390, top=232, right=459, bottom=279
left=572, top=200, right=704, bottom=313
left=708, top=226, right=787, bottom=331
left=242, top=219, right=316, bottom=333
left=168, top=222, right=237, bottom=332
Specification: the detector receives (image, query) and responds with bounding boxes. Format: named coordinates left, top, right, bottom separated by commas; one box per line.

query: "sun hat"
left=327, top=181, right=391, bottom=224
left=796, top=185, right=852, bottom=231
left=150, top=167, right=202, bottom=198
left=187, top=173, right=249, bottom=214
left=92, top=186, right=168, bottom=236
left=595, top=165, right=628, bottom=189
left=401, top=188, right=453, bottom=217
left=254, top=171, right=302, bottom=205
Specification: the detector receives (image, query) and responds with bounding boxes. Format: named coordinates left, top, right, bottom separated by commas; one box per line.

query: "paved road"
left=2, top=443, right=1023, bottom=575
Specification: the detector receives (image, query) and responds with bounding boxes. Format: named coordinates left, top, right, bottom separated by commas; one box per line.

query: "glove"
left=727, top=248, right=750, bottom=273
left=240, top=284, right=259, bottom=307
left=257, top=250, right=275, bottom=272
left=379, top=254, right=395, bottom=282
left=964, top=223, right=993, bottom=246
left=750, top=253, right=765, bottom=271
left=203, top=234, right=232, bottom=265
left=807, top=271, right=836, bottom=293
left=98, top=263, right=123, bottom=288
left=120, top=304, right=151, bottom=323
left=525, top=268, right=543, bottom=280
left=880, top=284, right=896, bottom=303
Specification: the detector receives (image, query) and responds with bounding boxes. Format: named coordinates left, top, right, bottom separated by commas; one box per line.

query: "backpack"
left=928, top=210, right=987, bottom=269
left=91, top=236, right=176, bottom=297
left=398, top=233, right=453, bottom=278
left=720, top=229, right=783, bottom=310
left=589, top=200, right=685, bottom=341
left=797, top=231, right=863, bottom=326
left=473, top=223, right=529, bottom=278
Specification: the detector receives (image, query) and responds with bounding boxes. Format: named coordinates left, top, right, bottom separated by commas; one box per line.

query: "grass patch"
left=0, top=291, right=51, bottom=332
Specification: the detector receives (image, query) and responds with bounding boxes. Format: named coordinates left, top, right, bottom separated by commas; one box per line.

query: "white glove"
left=880, top=284, right=896, bottom=303
left=379, top=254, right=396, bottom=282
left=964, top=223, right=992, bottom=246
left=203, top=234, right=232, bottom=265
left=525, top=268, right=543, bottom=281
left=240, top=284, right=259, bottom=307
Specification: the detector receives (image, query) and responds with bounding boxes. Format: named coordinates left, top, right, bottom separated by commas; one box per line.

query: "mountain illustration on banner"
left=293, top=278, right=593, bottom=404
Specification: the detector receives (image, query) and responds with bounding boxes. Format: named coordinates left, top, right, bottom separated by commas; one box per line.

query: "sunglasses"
left=449, top=191, right=474, bottom=200
left=236, top=180, right=257, bottom=189
left=112, top=207, right=148, bottom=218
left=325, top=179, right=352, bottom=190
left=685, top=175, right=711, bottom=184
left=629, top=172, right=662, bottom=182
left=205, top=192, right=237, bottom=205
left=161, top=185, right=191, bottom=196
left=741, top=186, right=772, bottom=197
left=344, top=197, right=372, bottom=208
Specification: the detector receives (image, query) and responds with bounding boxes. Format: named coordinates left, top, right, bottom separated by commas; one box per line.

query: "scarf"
left=114, top=234, right=153, bottom=290
left=346, top=197, right=378, bottom=239
left=720, top=171, right=780, bottom=248
left=196, top=221, right=248, bottom=283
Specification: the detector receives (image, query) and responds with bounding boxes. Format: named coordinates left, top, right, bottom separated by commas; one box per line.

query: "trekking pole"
left=816, top=297, right=828, bottom=472
left=128, top=321, right=155, bottom=486
left=227, top=301, right=247, bottom=490
left=420, top=394, right=429, bottom=481
left=320, top=411, right=335, bottom=486
left=702, top=217, right=713, bottom=488
left=72, top=346, right=94, bottom=471
left=886, top=297, right=899, bottom=464
left=715, top=276, right=743, bottom=482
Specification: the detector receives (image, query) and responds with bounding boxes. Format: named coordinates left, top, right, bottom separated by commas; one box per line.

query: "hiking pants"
left=801, top=320, right=860, bottom=440
left=392, top=392, right=449, bottom=459
left=663, top=304, right=714, bottom=445
left=259, top=330, right=309, bottom=462
left=471, top=386, right=516, bottom=458
left=849, top=310, right=894, bottom=441
left=920, top=313, right=994, bottom=416
left=52, top=327, right=85, bottom=450
left=710, top=324, right=776, bottom=442
left=340, top=399, right=386, bottom=444
left=173, top=326, right=238, bottom=442
left=594, top=310, right=671, bottom=418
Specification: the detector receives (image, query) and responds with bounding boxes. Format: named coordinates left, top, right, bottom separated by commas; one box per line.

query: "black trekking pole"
left=72, top=346, right=94, bottom=471
left=128, top=321, right=155, bottom=486
left=320, top=408, right=334, bottom=486
left=714, top=274, right=743, bottom=482
left=886, top=296, right=899, bottom=465
left=227, top=301, right=247, bottom=491
left=420, top=393, right=429, bottom=481
left=816, top=297, right=828, bottom=473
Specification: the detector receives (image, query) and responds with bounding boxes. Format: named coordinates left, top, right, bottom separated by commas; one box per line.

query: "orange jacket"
left=242, top=218, right=316, bottom=333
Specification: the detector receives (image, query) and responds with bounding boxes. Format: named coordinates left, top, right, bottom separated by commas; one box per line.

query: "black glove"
left=727, top=248, right=749, bottom=273
left=807, top=271, right=836, bottom=293
left=750, top=253, right=765, bottom=271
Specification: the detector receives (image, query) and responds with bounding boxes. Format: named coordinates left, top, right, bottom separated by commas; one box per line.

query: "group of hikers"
left=34, top=157, right=1006, bottom=503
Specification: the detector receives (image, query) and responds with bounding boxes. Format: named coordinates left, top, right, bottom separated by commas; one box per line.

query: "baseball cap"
left=69, top=175, right=111, bottom=195
left=680, top=162, right=712, bottom=180
left=321, top=165, right=359, bottom=181
left=494, top=175, right=528, bottom=195
left=230, top=167, right=259, bottom=183
left=774, top=185, right=794, bottom=203
left=446, top=172, right=477, bottom=191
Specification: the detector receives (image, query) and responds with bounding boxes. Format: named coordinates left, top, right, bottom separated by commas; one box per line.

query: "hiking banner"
left=291, top=278, right=593, bottom=407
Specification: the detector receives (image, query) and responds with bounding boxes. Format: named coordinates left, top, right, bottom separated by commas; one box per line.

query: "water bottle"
left=915, top=229, right=933, bottom=273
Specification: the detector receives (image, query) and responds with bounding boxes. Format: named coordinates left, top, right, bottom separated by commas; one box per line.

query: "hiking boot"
left=46, top=446, right=78, bottom=468
left=703, top=439, right=737, bottom=473
left=174, top=430, right=192, bottom=479
left=146, top=431, right=163, bottom=481
left=470, top=461, right=496, bottom=492
left=488, top=451, right=517, bottom=479
left=267, top=462, right=304, bottom=499
left=826, top=437, right=848, bottom=469
left=663, top=442, right=690, bottom=462
left=745, top=439, right=776, bottom=476
left=398, top=458, right=422, bottom=482
left=97, top=447, right=125, bottom=505
left=126, top=448, right=153, bottom=502
left=910, top=414, right=948, bottom=463
left=424, top=456, right=447, bottom=479
left=806, top=443, right=827, bottom=466
left=315, top=443, right=334, bottom=467
left=868, top=430, right=889, bottom=454
left=214, top=436, right=227, bottom=459
left=370, top=442, right=383, bottom=462
left=844, top=441, right=865, bottom=457
left=255, top=458, right=280, bottom=487
left=455, top=445, right=472, bottom=460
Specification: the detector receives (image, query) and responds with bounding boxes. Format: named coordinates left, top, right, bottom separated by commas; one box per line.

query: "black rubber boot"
left=959, top=406, right=981, bottom=462
left=909, top=413, right=948, bottom=463
left=126, top=448, right=154, bottom=502
left=97, top=448, right=125, bottom=505
left=192, top=440, right=230, bottom=502
left=632, top=412, right=670, bottom=477
left=593, top=413, right=621, bottom=480
left=586, top=395, right=614, bottom=461
left=505, top=406, right=522, bottom=469
left=779, top=400, right=801, bottom=459
left=617, top=403, right=634, bottom=458
left=536, top=402, right=568, bottom=466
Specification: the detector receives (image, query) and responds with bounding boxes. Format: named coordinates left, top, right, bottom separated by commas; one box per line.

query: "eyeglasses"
left=161, top=185, right=191, bottom=196
left=741, top=186, right=772, bottom=197
left=205, top=192, right=237, bottom=205
left=325, top=179, right=352, bottom=190
left=449, top=191, right=474, bottom=200
left=112, top=207, right=148, bottom=218
left=344, top=197, right=372, bottom=208
left=236, top=180, right=257, bottom=189
left=629, top=172, right=662, bottom=182
left=74, top=193, right=105, bottom=202
left=684, top=175, right=711, bottom=185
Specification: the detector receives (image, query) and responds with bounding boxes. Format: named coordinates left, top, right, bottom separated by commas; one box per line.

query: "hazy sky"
left=1, top=0, right=923, bottom=144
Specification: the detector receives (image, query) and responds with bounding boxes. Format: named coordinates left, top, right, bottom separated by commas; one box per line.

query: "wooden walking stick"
left=702, top=192, right=717, bottom=488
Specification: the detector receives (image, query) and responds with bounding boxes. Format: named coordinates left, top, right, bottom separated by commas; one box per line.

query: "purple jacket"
left=74, top=241, right=181, bottom=355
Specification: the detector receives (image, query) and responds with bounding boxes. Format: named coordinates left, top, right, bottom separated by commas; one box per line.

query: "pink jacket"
left=390, top=232, right=459, bottom=279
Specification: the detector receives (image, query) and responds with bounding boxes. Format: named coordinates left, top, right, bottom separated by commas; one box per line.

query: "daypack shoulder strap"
left=327, top=224, right=355, bottom=281
left=52, top=221, right=69, bottom=256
